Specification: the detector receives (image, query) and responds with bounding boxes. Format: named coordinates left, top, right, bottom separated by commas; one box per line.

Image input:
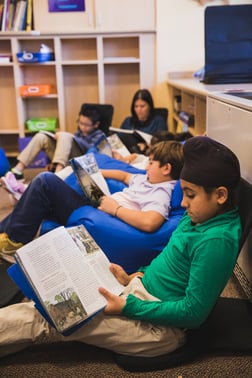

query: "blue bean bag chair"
left=0, top=148, right=10, bottom=176
left=40, top=153, right=184, bottom=273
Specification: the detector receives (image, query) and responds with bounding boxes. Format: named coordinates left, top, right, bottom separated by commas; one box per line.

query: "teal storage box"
left=26, top=118, right=57, bottom=132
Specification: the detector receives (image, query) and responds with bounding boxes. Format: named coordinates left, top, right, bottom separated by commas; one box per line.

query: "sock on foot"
left=11, top=167, right=23, bottom=175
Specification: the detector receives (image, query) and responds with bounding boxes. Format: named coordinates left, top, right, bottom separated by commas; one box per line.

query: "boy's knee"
left=32, top=171, right=58, bottom=187
left=33, top=133, right=48, bottom=142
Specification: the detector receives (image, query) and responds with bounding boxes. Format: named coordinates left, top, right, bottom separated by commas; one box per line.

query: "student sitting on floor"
left=10, top=104, right=105, bottom=180
left=0, top=136, right=241, bottom=358
left=0, top=140, right=184, bottom=262
left=113, top=130, right=192, bottom=170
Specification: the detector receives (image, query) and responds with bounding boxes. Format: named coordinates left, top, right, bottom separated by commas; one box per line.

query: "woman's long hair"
left=130, top=89, right=155, bottom=128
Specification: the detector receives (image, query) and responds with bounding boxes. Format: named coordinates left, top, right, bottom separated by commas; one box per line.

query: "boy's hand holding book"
left=99, top=286, right=126, bottom=315
left=98, top=196, right=121, bottom=217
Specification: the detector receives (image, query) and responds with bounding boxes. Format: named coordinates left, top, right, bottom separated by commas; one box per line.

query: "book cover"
left=12, top=0, right=27, bottom=31
left=7, top=0, right=17, bottom=30
left=0, top=54, right=11, bottom=62
left=25, top=0, right=32, bottom=31
left=94, top=134, right=113, bottom=157
left=70, top=152, right=110, bottom=207
left=9, top=225, right=124, bottom=335
left=1, top=0, right=10, bottom=31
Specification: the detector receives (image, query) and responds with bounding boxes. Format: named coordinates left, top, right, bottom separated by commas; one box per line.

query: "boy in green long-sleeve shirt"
left=0, top=136, right=241, bottom=358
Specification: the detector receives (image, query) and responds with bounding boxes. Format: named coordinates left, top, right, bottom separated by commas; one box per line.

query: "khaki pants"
left=0, top=278, right=186, bottom=358
left=18, top=132, right=82, bottom=168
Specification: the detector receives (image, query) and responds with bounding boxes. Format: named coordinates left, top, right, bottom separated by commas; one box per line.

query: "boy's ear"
left=163, top=162, right=172, bottom=175
left=216, top=186, right=228, bottom=204
left=94, top=121, right=100, bottom=129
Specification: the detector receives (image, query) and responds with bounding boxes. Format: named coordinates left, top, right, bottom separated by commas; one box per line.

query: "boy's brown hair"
left=148, top=140, right=184, bottom=180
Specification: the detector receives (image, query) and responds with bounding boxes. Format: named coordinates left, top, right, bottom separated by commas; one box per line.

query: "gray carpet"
left=0, top=342, right=251, bottom=377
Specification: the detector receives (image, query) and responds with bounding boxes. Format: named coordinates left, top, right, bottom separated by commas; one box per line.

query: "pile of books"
left=0, top=0, right=33, bottom=32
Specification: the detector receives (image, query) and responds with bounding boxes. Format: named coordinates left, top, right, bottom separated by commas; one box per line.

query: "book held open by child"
left=8, top=225, right=124, bottom=335
left=95, top=133, right=131, bottom=158
left=70, top=152, right=110, bottom=207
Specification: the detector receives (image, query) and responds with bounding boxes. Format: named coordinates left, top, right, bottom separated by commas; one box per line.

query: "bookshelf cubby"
left=0, top=32, right=155, bottom=156
left=167, top=72, right=207, bottom=136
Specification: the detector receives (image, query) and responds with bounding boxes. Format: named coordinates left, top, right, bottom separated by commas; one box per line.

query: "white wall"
left=155, top=0, right=252, bottom=107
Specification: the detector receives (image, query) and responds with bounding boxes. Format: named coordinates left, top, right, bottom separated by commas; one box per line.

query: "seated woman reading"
left=117, top=89, right=167, bottom=154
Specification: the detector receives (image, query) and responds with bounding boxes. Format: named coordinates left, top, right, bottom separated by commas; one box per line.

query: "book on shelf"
left=1, top=0, right=10, bottom=31
left=109, top=126, right=152, bottom=146
left=0, top=54, right=12, bottom=62
left=25, top=0, right=32, bottom=31
left=8, top=225, right=124, bottom=335
left=12, top=0, right=27, bottom=31
left=70, top=152, right=110, bottom=207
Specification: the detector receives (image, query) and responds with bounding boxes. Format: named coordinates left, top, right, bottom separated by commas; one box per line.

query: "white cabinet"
left=0, top=32, right=155, bottom=156
left=207, top=92, right=252, bottom=300
left=33, top=0, right=155, bottom=33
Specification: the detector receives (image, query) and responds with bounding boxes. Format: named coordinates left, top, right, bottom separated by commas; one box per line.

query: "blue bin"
left=0, top=148, right=10, bottom=176
left=16, top=52, right=55, bottom=63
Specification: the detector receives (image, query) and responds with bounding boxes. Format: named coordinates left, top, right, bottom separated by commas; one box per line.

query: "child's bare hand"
left=99, top=287, right=126, bottom=315
left=98, top=196, right=120, bottom=216
left=110, top=263, right=144, bottom=285
left=109, top=263, right=131, bottom=286
left=112, top=150, right=124, bottom=160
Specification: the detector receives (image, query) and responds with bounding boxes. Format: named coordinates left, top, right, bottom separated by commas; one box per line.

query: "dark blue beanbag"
left=40, top=153, right=184, bottom=273
left=0, top=148, right=10, bottom=176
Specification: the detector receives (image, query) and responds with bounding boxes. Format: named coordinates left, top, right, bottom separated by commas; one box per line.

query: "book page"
left=109, top=126, right=134, bottom=135
left=15, top=225, right=124, bottom=333
left=75, top=153, right=110, bottom=196
left=70, top=159, right=105, bottom=207
left=108, top=134, right=130, bottom=157
left=135, top=130, right=152, bottom=145
left=95, top=135, right=113, bottom=157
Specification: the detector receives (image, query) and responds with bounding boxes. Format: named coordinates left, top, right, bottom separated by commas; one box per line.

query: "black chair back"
left=153, top=107, right=169, bottom=126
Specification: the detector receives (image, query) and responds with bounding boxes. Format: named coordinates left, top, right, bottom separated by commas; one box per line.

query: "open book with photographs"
left=70, top=152, right=110, bottom=207
left=94, top=133, right=149, bottom=170
left=8, top=225, right=124, bottom=335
